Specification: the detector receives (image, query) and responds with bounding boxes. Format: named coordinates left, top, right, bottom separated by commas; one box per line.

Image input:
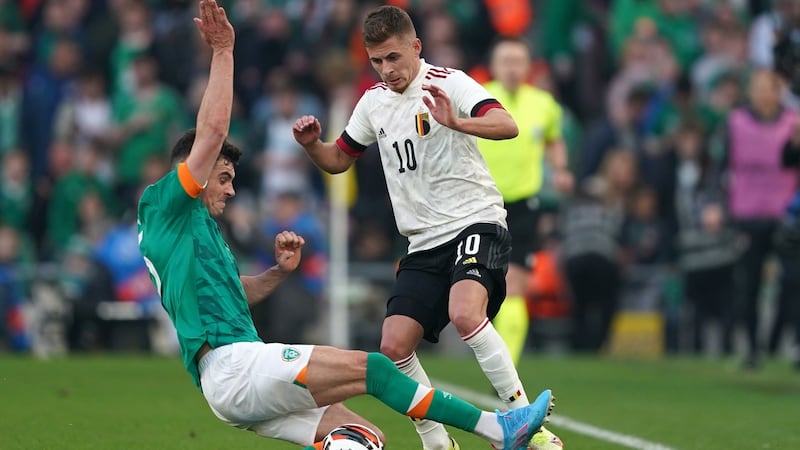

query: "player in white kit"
left=293, top=6, right=555, bottom=450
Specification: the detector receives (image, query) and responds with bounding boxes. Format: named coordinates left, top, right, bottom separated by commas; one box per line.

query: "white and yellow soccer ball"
left=530, top=426, right=564, bottom=450
left=323, top=423, right=384, bottom=450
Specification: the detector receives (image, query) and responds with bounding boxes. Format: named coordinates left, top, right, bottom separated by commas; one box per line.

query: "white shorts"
left=198, top=341, right=328, bottom=445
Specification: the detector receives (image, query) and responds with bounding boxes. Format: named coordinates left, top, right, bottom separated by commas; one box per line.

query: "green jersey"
left=137, top=165, right=261, bottom=387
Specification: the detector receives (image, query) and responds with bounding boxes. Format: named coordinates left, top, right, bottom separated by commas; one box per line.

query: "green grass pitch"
left=1, top=353, right=798, bottom=449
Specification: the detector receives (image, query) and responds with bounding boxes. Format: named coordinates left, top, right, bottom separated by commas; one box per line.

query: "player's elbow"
left=326, top=166, right=348, bottom=175
left=503, top=121, right=519, bottom=139
left=492, top=120, right=518, bottom=140
left=319, top=152, right=355, bottom=174
left=485, top=109, right=518, bottom=140
left=321, top=161, right=352, bottom=175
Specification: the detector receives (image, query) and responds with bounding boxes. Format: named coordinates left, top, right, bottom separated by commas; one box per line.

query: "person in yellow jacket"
left=478, top=37, right=573, bottom=449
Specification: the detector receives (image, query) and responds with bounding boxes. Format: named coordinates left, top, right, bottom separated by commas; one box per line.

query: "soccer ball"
left=529, top=426, right=564, bottom=450
left=323, top=423, right=384, bottom=450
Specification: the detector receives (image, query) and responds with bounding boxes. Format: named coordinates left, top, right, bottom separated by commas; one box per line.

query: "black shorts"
left=387, top=223, right=511, bottom=343
left=505, top=196, right=541, bottom=267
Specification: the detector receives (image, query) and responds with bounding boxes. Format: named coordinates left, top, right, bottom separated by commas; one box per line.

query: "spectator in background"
left=580, top=82, right=655, bottom=182
left=0, top=64, right=22, bottom=154
left=352, top=219, right=394, bottom=262
left=673, top=121, right=738, bottom=355
left=620, top=185, right=670, bottom=312
left=76, top=189, right=114, bottom=248
left=109, top=0, right=153, bottom=97
left=698, top=70, right=744, bottom=163
left=46, top=143, right=115, bottom=257
left=53, top=70, right=114, bottom=182
left=691, top=20, right=747, bottom=103
left=305, top=0, right=361, bottom=64
left=93, top=202, right=172, bottom=348
left=21, top=37, right=82, bottom=179
left=0, top=224, right=31, bottom=352
left=151, top=0, right=197, bottom=95
left=252, top=190, right=327, bottom=344
left=419, top=11, right=464, bottom=69
left=560, top=150, right=633, bottom=352
left=230, top=5, right=293, bottom=114
left=772, top=113, right=800, bottom=368
left=748, top=0, right=800, bottom=69
left=0, top=150, right=33, bottom=234
left=109, top=50, right=183, bottom=203
left=726, top=69, right=798, bottom=369
left=313, top=47, right=400, bottom=262
left=251, top=69, right=324, bottom=205
left=607, top=35, right=679, bottom=145
left=29, top=0, right=88, bottom=67
left=0, top=0, right=29, bottom=67
left=560, top=1, right=610, bottom=122
left=59, top=235, right=115, bottom=351
left=609, top=0, right=702, bottom=73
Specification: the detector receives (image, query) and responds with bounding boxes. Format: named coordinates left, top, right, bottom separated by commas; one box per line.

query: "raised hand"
left=193, top=0, right=234, bottom=51
left=422, top=84, right=458, bottom=130
left=275, top=231, right=305, bottom=273
left=293, top=115, right=323, bottom=147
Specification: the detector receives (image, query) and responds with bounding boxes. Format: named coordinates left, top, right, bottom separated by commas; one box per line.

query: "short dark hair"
left=169, top=129, right=242, bottom=166
left=362, top=5, right=416, bottom=47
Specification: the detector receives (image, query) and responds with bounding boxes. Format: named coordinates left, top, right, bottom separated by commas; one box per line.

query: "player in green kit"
left=137, top=2, right=552, bottom=449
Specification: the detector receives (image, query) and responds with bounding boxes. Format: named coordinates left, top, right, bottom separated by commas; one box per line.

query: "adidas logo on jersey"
left=466, top=268, right=481, bottom=277
left=378, top=128, right=387, bottom=139
left=461, top=256, right=477, bottom=265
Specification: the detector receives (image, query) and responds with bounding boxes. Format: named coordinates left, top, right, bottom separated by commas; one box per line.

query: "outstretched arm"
left=185, top=0, right=235, bottom=186
left=293, top=115, right=356, bottom=174
left=422, top=84, right=518, bottom=140
left=240, top=231, right=306, bottom=305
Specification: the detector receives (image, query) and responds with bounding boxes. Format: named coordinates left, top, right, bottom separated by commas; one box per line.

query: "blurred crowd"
left=1, top=0, right=800, bottom=369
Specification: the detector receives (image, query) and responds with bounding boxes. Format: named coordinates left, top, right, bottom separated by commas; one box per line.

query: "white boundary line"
left=431, top=379, right=679, bottom=450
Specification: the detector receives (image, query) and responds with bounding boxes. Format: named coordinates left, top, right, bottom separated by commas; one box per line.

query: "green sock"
left=365, top=353, right=481, bottom=431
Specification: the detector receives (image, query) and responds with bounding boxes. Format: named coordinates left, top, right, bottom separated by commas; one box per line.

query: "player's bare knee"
left=450, top=310, right=484, bottom=336
left=379, top=341, right=411, bottom=362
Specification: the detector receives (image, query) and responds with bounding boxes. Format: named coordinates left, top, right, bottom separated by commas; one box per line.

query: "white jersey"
left=336, top=60, right=507, bottom=253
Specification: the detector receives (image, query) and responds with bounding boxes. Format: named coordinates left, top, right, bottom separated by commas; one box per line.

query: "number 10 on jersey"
left=393, top=139, right=417, bottom=173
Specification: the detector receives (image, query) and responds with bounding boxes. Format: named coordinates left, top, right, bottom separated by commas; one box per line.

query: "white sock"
left=463, top=318, right=530, bottom=409
left=395, top=353, right=452, bottom=450
left=474, top=411, right=504, bottom=448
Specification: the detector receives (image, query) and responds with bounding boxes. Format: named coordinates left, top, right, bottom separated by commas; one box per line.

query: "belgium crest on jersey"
left=415, top=112, right=431, bottom=137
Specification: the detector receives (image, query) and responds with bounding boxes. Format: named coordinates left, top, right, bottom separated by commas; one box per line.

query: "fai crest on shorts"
left=282, top=347, right=301, bottom=362
left=415, top=112, right=431, bottom=136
